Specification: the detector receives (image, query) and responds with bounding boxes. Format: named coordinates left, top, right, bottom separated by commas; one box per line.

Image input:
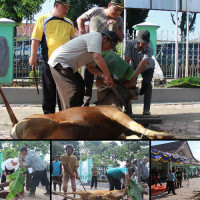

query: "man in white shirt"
left=48, top=31, right=120, bottom=110
left=1, top=158, right=19, bottom=190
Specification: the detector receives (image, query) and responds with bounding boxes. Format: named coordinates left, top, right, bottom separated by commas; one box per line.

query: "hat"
left=136, top=30, right=150, bottom=44
left=110, top=0, right=124, bottom=8
left=103, top=31, right=120, bottom=52
left=66, top=144, right=74, bottom=152
left=55, top=0, right=72, bottom=6
left=13, top=157, right=19, bottom=164
left=55, top=155, right=59, bottom=157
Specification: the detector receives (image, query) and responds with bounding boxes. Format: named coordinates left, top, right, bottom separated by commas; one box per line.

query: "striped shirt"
left=24, top=150, right=46, bottom=172
left=124, top=40, right=155, bottom=73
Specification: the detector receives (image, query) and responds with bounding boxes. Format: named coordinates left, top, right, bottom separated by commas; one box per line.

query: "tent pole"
left=185, top=0, right=189, bottom=77
left=123, top=0, right=127, bottom=59
left=175, top=0, right=179, bottom=80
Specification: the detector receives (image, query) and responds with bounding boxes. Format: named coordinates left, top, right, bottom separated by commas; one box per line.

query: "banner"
left=151, top=148, right=190, bottom=164
left=126, top=0, right=200, bottom=13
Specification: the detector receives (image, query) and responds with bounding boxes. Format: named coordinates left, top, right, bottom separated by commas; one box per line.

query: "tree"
left=68, top=0, right=109, bottom=26
left=80, top=141, right=149, bottom=167
left=126, top=9, right=149, bottom=35
left=1, top=141, right=50, bottom=155
left=68, top=0, right=149, bottom=33
left=0, top=0, right=45, bottom=24
left=51, top=141, right=65, bottom=160
left=171, top=12, right=197, bottom=41
left=3, top=149, right=18, bottom=160
left=56, top=141, right=81, bottom=160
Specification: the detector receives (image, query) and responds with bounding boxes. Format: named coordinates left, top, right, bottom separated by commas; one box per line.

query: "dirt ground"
left=151, top=177, right=200, bottom=200
left=51, top=182, right=149, bottom=200
left=3, top=185, right=50, bottom=200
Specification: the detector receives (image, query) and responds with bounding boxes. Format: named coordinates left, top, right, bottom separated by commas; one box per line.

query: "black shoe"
left=28, top=193, right=35, bottom=197
left=143, top=111, right=151, bottom=115
left=44, top=192, right=50, bottom=196
left=173, top=193, right=177, bottom=195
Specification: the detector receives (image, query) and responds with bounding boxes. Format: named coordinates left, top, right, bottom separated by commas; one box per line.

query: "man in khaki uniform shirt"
left=60, top=144, right=80, bottom=195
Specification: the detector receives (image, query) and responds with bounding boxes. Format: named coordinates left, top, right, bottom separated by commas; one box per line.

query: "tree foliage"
left=1, top=141, right=50, bottom=160
left=51, top=141, right=150, bottom=168
left=0, top=0, right=45, bottom=24
left=52, top=141, right=81, bottom=160
left=3, top=149, right=18, bottom=160
left=171, top=12, right=197, bottom=41
left=7, top=167, right=26, bottom=200
left=126, top=9, right=149, bottom=35
left=52, top=141, right=65, bottom=160
left=52, top=141, right=149, bottom=172
left=68, top=0, right=110, bottom=26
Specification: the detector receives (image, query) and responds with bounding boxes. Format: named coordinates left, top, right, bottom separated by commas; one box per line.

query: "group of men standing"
left=52, top=144, right=149, bottom=195
left=29, top=0, right=155, bottom=115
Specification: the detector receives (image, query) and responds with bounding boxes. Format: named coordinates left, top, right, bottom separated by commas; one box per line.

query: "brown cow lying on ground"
left=11, top=105, right=174, bottom=139
left=54, top=189, right=127, bottom=200
left=0, top=87, right=174, bottom=139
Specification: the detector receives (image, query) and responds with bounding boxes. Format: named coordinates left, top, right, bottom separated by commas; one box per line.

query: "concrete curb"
left=0, top=87, right=200, bottom=104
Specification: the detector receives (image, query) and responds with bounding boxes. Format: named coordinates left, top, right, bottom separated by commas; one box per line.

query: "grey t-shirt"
left=48, top=32, right=102, bottom=72
left=80, top=7, right=124, bottom=34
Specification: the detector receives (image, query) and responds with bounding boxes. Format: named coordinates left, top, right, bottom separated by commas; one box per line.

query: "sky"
left=151, top=141, right=200, bottom=161
left=32, top=0, right=200, bottom=40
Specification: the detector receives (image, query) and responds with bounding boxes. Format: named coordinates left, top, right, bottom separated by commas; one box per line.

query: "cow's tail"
left=0, top=87, right=18, bottom=127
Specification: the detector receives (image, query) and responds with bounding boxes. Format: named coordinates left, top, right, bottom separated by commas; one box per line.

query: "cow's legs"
left=106, top=110, right=174, bottom=139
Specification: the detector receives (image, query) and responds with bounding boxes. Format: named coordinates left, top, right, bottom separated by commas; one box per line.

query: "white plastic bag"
left=152, top=55, right=164, bottom=79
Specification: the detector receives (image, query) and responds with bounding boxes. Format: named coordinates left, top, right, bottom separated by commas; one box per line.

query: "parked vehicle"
left=14, top=40, right=41, bottom=78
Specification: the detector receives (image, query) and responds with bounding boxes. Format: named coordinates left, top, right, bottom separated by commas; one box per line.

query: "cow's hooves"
left=125, top=135, right=140, bottom=139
